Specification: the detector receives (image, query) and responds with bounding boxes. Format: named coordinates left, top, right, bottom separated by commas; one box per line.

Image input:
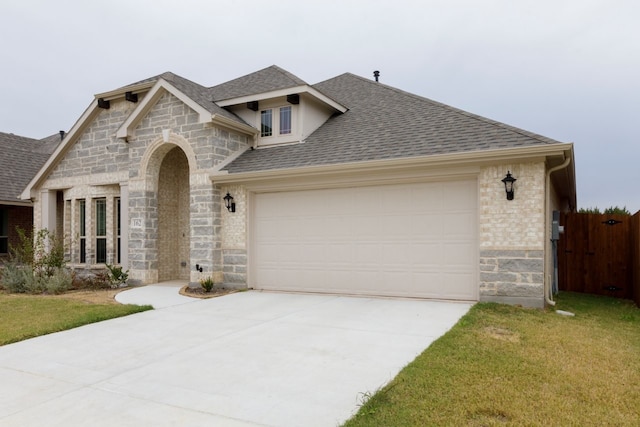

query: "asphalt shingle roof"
left=115, top=72, right=244, bottom=124
left=0, top=132, right=61, bottom=202
left=223, top=73, right=564, bottom=174
left=209, top=65, right=308, bottom=101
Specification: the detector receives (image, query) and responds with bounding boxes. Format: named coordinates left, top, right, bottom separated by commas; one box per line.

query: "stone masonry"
left=478, top=162, right=546, bottom=307
left=36, top=90, right=250, bottom=286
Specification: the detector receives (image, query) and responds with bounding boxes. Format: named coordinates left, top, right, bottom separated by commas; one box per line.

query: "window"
left=261, top=106, right=293, bottom=138
left=0, top=208, right=8, bottom=254
left=95, top=198, right=107, bottom=263
left=261, top=109, right=273, bottom=137
left=79, top=200, right=86, bottom=263
left=115, top=198, right=121, bottom=264
left=279, top=106, right=291, bottom=135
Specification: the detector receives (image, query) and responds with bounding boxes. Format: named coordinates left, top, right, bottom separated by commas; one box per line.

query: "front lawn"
left=344, top=292, right=640, bottom=426
left=0, top=293, right=151, bottom=346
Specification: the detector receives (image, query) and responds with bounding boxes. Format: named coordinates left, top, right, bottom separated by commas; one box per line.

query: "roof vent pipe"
left=373, top=70, right=380, bottom=82
left=59, top=130, right=65, bottom=141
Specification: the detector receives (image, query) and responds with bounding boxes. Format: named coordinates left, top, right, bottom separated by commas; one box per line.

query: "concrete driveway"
left=0, top=289, right=472, bottom=426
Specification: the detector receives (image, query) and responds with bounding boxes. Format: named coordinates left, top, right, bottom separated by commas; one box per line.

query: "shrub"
left=0, top=262, right=32, bottom=293
left=1, top=228, right=69, bottom=294
left=46, top=268, right=72, bottom=294
left=105, top=263, right=129, bottom=287
left=71, top=271, right=112, bottom=291
left=200, top=276, right=214, bottom=292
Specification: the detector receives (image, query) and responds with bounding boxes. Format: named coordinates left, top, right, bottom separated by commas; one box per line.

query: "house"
left=0, top=131, right=62, bottom=260
left=20, top=66, right=576, bottom=308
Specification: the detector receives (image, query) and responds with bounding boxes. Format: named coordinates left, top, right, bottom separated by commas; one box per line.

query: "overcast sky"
left=1, top=0, right=638, bottom=212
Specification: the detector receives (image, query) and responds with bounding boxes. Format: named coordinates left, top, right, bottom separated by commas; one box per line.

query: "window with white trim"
left=79, top=200, right=86, bottom=263
left=260, top=106, right=293, bottom=138
left=95, top=198, right=107, bottom=264
left=115, top=197, right=121, bottom=264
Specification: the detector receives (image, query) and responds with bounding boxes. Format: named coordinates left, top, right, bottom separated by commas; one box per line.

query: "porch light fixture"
left=501, top=171, right=517, bottom=200
left=223, top=193, right=236, bottom=213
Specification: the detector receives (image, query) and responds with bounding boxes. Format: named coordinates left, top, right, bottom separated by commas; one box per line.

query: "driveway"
left=0, top=289, right=471, bottom=426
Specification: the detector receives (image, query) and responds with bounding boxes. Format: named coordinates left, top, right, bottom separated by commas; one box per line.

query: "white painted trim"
left=0, top=200, right=32, bottom=207
left=115, top=80, right=211, bottom=139
left=94, top=81, right=155, bottom=101
left=20, top=101, right=101, bottom=200
left=211, top=143, right=573, bottom=186
left=115, top=79, right=258, bottom=139
left=216, top=85, right=348, bottom=113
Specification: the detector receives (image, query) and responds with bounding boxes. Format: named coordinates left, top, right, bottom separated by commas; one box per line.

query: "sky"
left=1, top=0, right=638, bottom=212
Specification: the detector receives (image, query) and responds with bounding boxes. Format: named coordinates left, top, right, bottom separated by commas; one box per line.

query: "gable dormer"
left=217, top=85, right=347, bottom=148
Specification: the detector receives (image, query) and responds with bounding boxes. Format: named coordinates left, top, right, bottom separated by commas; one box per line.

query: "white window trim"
left=257, top=102, right=299, bottom=146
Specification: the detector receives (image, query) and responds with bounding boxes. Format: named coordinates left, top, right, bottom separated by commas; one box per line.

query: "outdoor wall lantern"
left=501, top=171, right=517, bottom=200
left=223, top=193, right=236, bottom=212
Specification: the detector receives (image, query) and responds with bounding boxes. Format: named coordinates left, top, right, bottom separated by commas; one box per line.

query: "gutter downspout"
left=545, top=156, right=572, bottom=306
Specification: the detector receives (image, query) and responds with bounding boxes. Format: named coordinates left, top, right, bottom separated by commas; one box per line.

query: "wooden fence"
left=558, top=211, right=640, bottom=305
left=632, top=211, right=640, bottom=307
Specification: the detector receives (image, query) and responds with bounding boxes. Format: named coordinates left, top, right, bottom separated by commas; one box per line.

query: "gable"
left=46, top=99, right=137, bottom=184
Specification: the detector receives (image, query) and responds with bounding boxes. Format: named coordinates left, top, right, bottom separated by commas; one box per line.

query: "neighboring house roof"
left=0, top=132, right=61, bottom=204
left=222, top=73, right=566, bottom=174
left=210, top=65, right=308, bottom=101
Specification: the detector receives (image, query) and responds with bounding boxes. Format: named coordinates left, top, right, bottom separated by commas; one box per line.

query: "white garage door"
left=252, top=179, right=478, bottom=300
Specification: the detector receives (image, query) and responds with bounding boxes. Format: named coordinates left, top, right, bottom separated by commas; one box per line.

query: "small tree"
left=578, top=206, right=631, bottom=215
left=603, top=206, right=631, bottom=215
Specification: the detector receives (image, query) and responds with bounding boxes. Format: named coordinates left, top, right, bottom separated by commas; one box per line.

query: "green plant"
left=578, top=205, right=631, bottom=215
left=105, top=263, right=129, bottom=287
left=200, top=276, right=214, bottom=292
left=0, top=262, right=33, bottom=293
left=1, top=228, right=68, bottom=294
left=45, top=268, right=72, bottom=294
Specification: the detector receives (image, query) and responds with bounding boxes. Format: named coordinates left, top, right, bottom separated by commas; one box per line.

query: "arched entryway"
left=157, top=146, right=190, bottom=281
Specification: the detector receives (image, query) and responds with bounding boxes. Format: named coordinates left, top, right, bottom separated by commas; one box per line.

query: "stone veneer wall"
left=35, top=91, right=249, bottom=285
left=220, top=184, right=247, bottom=288
left=125, top=92, right=249, bottom=284
left=479, top=162, right=546, bottom=307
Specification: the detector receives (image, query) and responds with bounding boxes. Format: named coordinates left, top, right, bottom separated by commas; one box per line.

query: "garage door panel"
left=253, top=180, right=477, bottom=300
left=410, top=243, right=445, bottom=265
left=442, top=272, right=476, bottom=298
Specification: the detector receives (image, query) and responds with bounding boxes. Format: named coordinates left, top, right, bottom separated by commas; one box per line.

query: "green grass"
left=344, top=292, right=640, bottom=426
left=0, top=293, right=152, bottom=346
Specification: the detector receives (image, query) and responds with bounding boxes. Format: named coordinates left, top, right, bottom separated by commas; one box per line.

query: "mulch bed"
left=179, top=285, right=238, bottom=299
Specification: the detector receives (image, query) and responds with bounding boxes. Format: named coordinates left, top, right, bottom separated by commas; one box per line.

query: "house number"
left=131, top=218, right=143, bottom=229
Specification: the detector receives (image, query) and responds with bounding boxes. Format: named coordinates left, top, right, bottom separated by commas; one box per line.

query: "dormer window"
left=260, top=106, right=293, bottom=138
left=261, top=110, right=273, bottom=137
left=280, top=106, right=292, bottom=134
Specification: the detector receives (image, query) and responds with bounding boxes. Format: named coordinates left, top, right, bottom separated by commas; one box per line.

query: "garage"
left=251, top=179, right=478, bottom=300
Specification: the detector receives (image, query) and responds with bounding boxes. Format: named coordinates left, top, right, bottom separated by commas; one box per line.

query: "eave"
left=216, top=85, right=348, bottom=114
left=116, top=79, right=257, bottom=140
left=211, top=143, right=575, bottom=186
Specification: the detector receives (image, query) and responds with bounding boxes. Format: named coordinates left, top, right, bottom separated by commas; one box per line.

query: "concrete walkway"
left=0, top=287, right=472, bottom=427
left=115, top=280, right=194, bottom=308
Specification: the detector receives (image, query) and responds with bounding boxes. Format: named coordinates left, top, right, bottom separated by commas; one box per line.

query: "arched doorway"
left=157, top=146, right=190, bottom=281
